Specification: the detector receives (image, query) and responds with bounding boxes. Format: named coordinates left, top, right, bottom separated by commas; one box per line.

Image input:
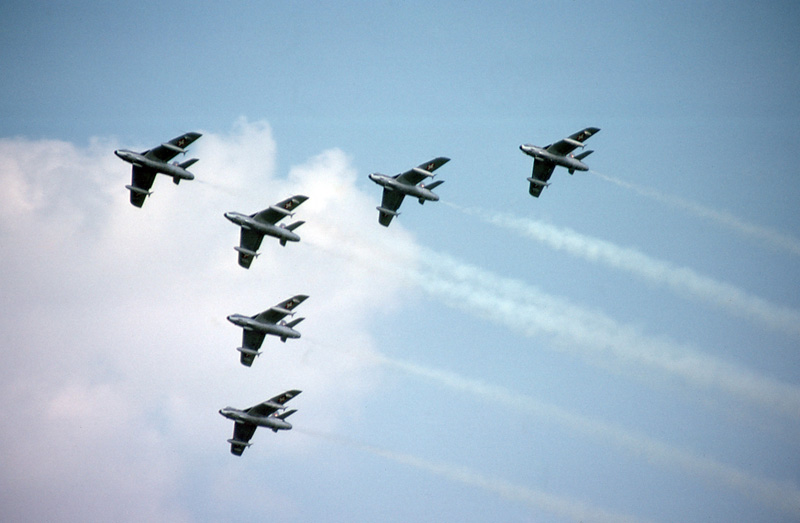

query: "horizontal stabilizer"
left=526, top=177, right=551, bottom=187
left=574, top=150, right=593, bottom=161
left=277, top=409, right=297, bottom=420
left=411, top=167, right=434, bottom=178
left=285, top=220, right=305, bottom=232
left=161, top=142, right=187, bottom=155
left=376, top=206, right=400, bottom=216
left=424, top=180, right=445, bottom=190
left=285, top=317, right=304, bottom=329
left=125, top=184, right=152, bottom=196
left=234, top=246, right=259, bottom=258
left=178, top=158, right=199, bottom=169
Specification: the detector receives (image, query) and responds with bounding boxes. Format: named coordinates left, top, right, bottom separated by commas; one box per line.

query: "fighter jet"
left=369, top=157, right=450, bottom=226
left=219, top=390, right=301, bottom=456
left=226, top=295, right=308, bottom=367
left=114, top=132, right=202, bottom=207
left=224, top=195, right=309, bottom=269
left=519, top=127, right=600, bottom=197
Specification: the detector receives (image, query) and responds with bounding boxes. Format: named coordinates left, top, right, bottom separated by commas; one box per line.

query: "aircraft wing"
left=252, top=195, right=309, bottom=226
left=528, top=159, right=556, bottom=197
left=395, top=157, right=450, bottom=186
left=129, top=165, right=157, bottom=207
left=230, top=422, right=257, bottom=456
left=254, top=295, right=309, bottom=325
left=143, top=132, right=202, bottom=163
left=378, top=188, right=405, bottom=226
left=546, top=127, right=600, bottom=157
left=241, top=329, right=267, bottom=366
left=247, top=390, right=302, bottom=417
left=238, top=228, right=265, bottom=269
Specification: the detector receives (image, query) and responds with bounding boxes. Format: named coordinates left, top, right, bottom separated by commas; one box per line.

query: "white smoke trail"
left=297, top=427, right=654, bottom=523
left=447, top=203, right=800, bottom=339
left=590, top=171, right=800, bottom=257
left=303, top=231, right=800, bottom=420
left=371, top=354, right=800, bottom=517
left=414, top=247, right=800, bottom=420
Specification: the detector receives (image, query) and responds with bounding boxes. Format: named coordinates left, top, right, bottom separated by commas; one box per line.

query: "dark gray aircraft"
left=226, top=295, right=308, bottom=366
left=369, top=157, right=450, bottom=226
left=219, top=390, right=301, bottom=456
left=519, top=127, right=600, bottom=197
left=114, top=132, right=202, bottom=207
left=224, top=195, right=308, bottom=268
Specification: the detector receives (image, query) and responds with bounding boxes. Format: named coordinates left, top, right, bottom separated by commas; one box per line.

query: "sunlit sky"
left=1, top=2, right=799, bottom=522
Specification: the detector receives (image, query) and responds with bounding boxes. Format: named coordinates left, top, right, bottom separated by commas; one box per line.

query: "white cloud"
left=0, top=120, right=421, bottom=521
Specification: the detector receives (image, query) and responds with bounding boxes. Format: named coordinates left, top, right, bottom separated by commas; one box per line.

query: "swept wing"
left=230, top=422, right=257, bottom=456
left=395, top=157, right=450, bottom=185
left=246, top=389, right=302, bottom=417
left=545, top=127, right=600, bottom=156
left=378, top=189, right=405, bottom=226
left=254, top=294, right=309, bottom=325
left=251, top=195, right=308, bottom=225
left=144, top=132, right=202, bottom=162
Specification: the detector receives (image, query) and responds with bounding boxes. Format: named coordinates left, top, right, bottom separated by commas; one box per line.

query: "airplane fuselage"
left=368, top=174, right=440, bottom=202
left=226, top=314, right=301, bottom=340
left=218, top=407, right=293, bottom=431
left=223, top=212, right=300, bottom=243
left=114, top=149, right=196, bottom=180
left=519, top=145, right=588, bottom=172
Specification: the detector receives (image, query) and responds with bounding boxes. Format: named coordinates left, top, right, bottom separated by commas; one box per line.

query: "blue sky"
left=1, top=1, right=799, bottom=521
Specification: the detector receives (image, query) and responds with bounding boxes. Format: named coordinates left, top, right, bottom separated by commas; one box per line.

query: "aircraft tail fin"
left=178, top=158, right=199, bottom=169
left=574, top=150, right=593, bottom=161
left=424, top=180, right=445, bottom=191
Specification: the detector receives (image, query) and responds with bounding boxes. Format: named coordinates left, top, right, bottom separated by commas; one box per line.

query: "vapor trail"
left=304, top=231, right=800, bottom=420
left=414, top=247, right=800, bottom=419
left=590, top=170, right=800, bottom=257
left=303, top=228, right=800, bottom=514
left=447, top=202, right=800, bottom=339
left=371, top=353, right=800, bottom=517
left=297, top=427, right=653, bottom=523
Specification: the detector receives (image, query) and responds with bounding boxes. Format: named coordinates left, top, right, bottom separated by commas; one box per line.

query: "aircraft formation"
left=115, top=127, right=600, bottom=455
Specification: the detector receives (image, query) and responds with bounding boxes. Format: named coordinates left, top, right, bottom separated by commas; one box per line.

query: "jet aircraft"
left=519, top=127, right=600, bottom=197
left=219, top=390, right=301, bottom=456
left=224, top=195, right=309, bottom=268
left=226, top=295, right=308, bottom=366
left=114, top=132, right=202, bottom=207
left=368, top=157, right=450, bottom=226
